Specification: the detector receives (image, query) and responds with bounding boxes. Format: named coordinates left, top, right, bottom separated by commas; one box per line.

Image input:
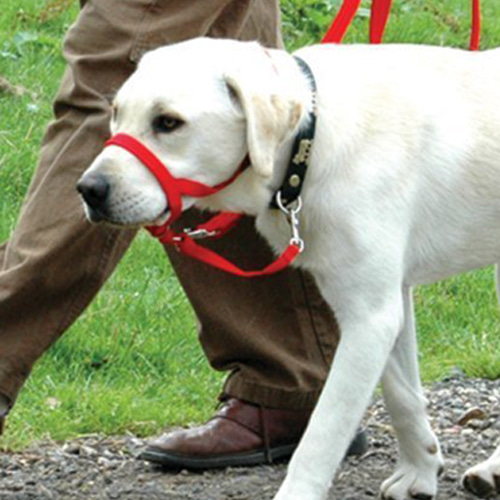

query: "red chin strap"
left=104, top=133, right=302, bottom=277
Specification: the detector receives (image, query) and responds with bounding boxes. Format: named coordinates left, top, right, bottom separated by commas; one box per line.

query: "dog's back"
left=294, top=43, right=500, bottom=285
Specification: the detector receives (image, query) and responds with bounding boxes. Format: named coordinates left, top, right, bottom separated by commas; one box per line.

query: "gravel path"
left=0, top=377, right=498, bottom=500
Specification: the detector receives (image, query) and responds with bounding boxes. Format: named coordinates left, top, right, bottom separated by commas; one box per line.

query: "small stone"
left=457, top=407, right=487, bottom=426
left=63, top=444, right=80, bottom=455
left=79, top=445, right=97, bottom=457
left=97, top=456, right=110, bottom=467
left=443, top=366, right=466, bottom=381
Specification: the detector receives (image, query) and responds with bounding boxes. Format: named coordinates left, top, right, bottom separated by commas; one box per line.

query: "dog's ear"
left=224, top=63, right=303, bottom=179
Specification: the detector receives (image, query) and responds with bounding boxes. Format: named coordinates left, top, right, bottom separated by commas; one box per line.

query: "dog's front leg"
left=380, top=286, right=443, bottom=500
left=273, top=287, right=404, bottom=500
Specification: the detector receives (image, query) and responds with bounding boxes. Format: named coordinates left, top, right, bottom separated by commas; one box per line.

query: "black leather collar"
left=270, top=56, right=318, bottom=209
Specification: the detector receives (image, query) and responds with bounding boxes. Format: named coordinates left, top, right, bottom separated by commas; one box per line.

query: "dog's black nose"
left=77, top=175, right=110, bottom=210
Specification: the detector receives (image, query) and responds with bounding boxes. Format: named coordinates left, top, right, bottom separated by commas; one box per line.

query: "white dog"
left=77, top=38, right=500, bottom=500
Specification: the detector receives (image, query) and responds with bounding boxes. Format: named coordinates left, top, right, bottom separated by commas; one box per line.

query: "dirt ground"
left=0, top=377, right=498, bottom=500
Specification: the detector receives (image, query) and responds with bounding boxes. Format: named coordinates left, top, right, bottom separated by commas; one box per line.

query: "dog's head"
left=77, top=38, right=306, bottom=227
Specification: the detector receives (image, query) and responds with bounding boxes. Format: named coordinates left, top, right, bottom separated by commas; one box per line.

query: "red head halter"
left=104, top=133, right=302, bottom=277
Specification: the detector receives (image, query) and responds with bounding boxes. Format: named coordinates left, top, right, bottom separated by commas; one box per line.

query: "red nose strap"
left=104, top=133, right=302, bottom=277
left=105, top=133, right=247, bottom=226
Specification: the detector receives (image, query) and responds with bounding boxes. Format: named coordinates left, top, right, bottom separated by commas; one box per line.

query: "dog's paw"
left=462, top=459, right=500, bottom=498
left=380, top=455, right=442, bottom=500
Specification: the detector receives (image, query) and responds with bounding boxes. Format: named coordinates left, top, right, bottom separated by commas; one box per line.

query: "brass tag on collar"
left=292, top=139, right=312, bottom=165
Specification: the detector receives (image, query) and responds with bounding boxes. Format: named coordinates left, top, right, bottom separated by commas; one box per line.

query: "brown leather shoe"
left=140, top=398, right=367, bottom=469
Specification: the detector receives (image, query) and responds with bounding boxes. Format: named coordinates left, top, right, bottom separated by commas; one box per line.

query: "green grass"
left=1, top=0, right=500, bottom=449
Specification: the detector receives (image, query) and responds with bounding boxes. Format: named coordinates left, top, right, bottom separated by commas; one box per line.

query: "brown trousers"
left=0, top=0, right=339, bottom=414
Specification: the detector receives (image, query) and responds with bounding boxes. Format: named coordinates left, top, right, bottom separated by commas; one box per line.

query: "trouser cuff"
left=221, top=374, right=322, bottom=411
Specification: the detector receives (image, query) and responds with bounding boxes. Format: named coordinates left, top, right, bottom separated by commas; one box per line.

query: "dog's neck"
left=198, top=52, right=317, bottom=218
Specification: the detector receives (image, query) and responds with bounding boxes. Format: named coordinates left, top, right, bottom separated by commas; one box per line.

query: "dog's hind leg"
left=462, top=443, right=500, bottom=498
left=461, top=264, right=500, bottom=498
left=380, top=286, right=443, bottom=500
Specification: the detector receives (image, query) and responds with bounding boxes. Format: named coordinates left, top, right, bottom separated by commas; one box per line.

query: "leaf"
left=13, top=31, right=39, bottom=53
left=0, top=50, right=19, bottom=60
left=9, top=31, right=60, bottom=56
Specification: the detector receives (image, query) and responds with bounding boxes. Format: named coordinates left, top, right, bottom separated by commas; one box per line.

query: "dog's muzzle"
left=103, top=133, right=248, bottom=233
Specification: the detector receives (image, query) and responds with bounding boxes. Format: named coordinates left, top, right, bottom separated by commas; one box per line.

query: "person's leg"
left=167, top=217, right=339, bottom=408
left=0, top=244, right=8, bottom=425
left=0, top=0, right=337, bottom=409
left=0, top=0, right=357, bottom=460
left=0, top=5, right=137, bottom=413
left=0, top=0, right=282, bottom=415
left=142, top=2, right=367, bottom=467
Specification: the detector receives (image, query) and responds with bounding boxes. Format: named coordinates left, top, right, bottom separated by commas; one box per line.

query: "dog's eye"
left=152, top=115, right=184, bottom=134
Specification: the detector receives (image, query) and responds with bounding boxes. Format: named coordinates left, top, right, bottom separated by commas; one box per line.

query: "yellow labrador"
left=78, top=38, right=500, bottom=500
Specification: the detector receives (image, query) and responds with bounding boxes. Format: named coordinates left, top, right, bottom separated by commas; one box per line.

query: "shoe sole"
left=140, top=429, right=368, bottom=470
left=140, top=443, right=297, bottom=469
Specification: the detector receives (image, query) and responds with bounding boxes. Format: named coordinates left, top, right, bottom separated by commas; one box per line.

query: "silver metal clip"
left=183, top=228, right=218, bottom=240
left=275, top=192, right=305, bottom=253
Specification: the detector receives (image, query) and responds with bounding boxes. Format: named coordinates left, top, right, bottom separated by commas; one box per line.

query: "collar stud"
left=289, top=174, right=301, bottom=188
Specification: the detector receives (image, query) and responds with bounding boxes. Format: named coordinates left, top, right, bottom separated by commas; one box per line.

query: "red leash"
left=322, top=0, right=480, bottom=50
left=470, top=0, right=481, bottom=50
left=322, top=0, right=362, bottom=43
left=321, top=0, right=393, bottom=44
left=369, top=0, right=393, bottom=44
left=161, top=232, right=301, bottom=278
